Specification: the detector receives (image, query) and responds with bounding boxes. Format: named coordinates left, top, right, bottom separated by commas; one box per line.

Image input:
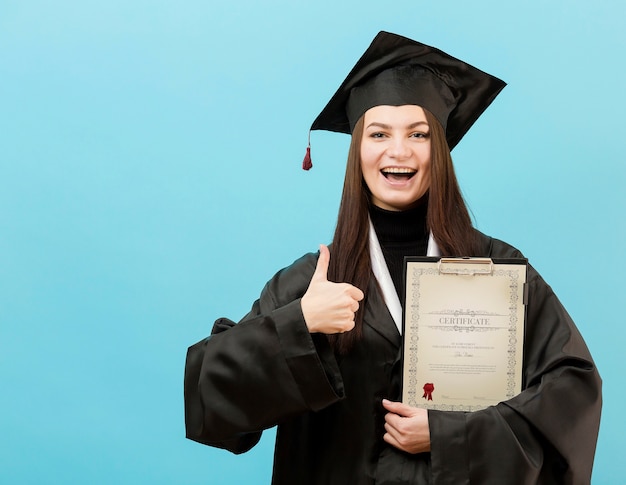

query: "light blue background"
left=1, top=0, right=624, bottom=483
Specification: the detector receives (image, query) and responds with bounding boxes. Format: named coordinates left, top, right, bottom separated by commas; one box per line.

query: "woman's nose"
left=386, top=137, right=411, bottom=159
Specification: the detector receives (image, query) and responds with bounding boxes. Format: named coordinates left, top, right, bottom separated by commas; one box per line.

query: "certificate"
left=401, top=257, right=527, bottom=411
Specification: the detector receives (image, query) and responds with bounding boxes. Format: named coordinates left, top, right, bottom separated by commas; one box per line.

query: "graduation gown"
left=184, top=231, right=601, bottom=484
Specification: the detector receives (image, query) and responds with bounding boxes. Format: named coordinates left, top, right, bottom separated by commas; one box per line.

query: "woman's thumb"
left=312, top=244, right=330, bottom=282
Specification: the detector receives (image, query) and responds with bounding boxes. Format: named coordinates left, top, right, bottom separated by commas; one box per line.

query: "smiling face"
left=360, top=105, right=431, bottom=211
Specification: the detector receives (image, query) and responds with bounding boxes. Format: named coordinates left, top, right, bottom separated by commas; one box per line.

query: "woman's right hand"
left=301, top=244, right=365, bottom=334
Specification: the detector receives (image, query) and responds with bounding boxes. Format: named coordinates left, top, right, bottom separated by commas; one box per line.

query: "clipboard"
left=401, top=256, right=528, bottom=411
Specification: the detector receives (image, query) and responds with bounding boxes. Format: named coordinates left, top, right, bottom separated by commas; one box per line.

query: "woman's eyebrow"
left=366, top=121, right=429, bottom=130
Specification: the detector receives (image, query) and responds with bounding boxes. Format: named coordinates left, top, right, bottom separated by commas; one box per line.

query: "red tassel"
left=302, top=146, right=312, bottom=170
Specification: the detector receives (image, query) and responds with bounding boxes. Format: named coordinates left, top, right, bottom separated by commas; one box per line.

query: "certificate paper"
left=402, top=257, right=527, bottom=411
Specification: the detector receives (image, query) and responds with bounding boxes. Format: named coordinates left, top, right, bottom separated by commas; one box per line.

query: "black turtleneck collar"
left=369, top=200, right=428, bottom=244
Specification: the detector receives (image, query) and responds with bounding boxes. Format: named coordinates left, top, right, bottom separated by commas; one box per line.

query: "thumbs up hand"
left=301, top=244, right=365, bottom=334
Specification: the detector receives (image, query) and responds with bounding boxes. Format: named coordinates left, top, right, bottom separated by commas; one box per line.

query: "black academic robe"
left=184, top=232, right=601, bottom=484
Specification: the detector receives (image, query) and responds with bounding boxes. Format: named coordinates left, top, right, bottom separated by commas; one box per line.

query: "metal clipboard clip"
left=438, top=257, right=494, bottom=276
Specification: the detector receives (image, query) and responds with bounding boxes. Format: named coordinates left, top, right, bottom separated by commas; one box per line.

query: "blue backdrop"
left=1, top=1, right=624, bottom=483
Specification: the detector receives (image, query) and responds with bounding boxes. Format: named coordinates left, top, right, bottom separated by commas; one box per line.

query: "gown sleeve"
left=184, top=253, right=344, bottom=454
left=427, top=264, right=602, bottom=484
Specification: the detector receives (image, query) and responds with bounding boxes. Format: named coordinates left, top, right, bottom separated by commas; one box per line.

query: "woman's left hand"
left=382, top=399, right=431, bottom=454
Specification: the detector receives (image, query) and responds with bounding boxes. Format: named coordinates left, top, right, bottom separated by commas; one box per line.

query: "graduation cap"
left=302, top=31, right=506, bottom=170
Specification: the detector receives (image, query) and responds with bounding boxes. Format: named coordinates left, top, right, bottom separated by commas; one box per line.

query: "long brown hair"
left=327, top=107, right=478, bottom=354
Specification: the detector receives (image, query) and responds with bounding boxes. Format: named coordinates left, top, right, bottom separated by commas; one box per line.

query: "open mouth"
left=381, top=167, right=416, bottom=181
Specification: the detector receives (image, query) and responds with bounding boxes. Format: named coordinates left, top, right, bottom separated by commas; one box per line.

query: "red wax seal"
left=422, top=383, right=435, bottom=401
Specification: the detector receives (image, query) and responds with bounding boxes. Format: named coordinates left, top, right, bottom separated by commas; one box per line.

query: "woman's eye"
left=410, top=132, right=429, bottom=139
left=370, top=132, right=386, bottom=138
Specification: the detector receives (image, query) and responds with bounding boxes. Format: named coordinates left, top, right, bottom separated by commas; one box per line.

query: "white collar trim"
left=368, top=219, right=441, bottom=335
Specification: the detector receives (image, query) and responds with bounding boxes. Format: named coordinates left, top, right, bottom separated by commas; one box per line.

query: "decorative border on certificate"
left=402, top=258, right=527, bottom=411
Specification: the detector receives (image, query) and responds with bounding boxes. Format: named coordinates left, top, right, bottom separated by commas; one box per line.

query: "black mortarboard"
left=302, top=31, right=506, bottom=169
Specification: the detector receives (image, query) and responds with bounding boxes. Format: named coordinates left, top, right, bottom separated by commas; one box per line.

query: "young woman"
left=184, top=31, right=601, bottom=484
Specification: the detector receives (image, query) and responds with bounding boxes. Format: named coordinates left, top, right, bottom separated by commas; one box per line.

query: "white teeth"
left=381, top=167, right=416, bottom=174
